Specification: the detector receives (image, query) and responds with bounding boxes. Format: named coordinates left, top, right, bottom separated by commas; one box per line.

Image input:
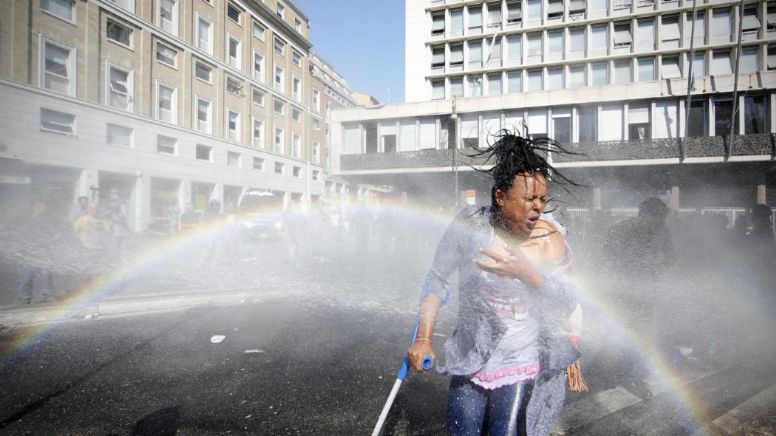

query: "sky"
left=292, top=0, right=406, bottom=104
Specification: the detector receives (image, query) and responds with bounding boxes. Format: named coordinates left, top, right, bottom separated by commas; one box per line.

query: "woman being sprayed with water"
left=406, top=130, right=585, bottom=435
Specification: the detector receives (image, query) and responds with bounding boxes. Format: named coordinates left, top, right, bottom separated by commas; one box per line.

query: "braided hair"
left=466, top=129, right=578, bottom=231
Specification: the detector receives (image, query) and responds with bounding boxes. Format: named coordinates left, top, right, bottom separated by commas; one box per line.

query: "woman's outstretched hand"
left=407, top=340, right=435, bottom=372
left=475, top=241, right=545, bottom=289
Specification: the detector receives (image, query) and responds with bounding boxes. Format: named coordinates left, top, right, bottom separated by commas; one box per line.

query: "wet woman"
left=406, top=131, right=583, bottom=435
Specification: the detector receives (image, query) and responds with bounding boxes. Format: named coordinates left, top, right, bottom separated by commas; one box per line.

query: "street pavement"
left=2, top=236, right=776, bottom=434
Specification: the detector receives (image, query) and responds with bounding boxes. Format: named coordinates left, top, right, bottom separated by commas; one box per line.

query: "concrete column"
left=178, top=179, right=191, bottom=210
left=211, top=183, right=224, bottom=210
left=756, top=184, right=766, bottom=204
left=592, top=187, right=602, bottom=210
left=76, top=169, right=99, bottom=202
left=670, top=186, right=681, bottom=210
left=133, top=174, right=150, bottom=232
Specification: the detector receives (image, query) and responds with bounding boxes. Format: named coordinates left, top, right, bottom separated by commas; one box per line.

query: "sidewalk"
left=0, top=287, right=284, bottom=328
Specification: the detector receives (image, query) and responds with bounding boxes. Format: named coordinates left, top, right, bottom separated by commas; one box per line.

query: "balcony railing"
left=340, top=134, right=775, bottom=171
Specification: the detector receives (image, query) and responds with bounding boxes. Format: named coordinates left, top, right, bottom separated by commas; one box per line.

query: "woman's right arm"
left=407, top=293, right=443, bottom=371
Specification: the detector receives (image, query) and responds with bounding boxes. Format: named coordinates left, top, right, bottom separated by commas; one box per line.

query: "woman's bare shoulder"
left=531, top=219, right=567, bottom=262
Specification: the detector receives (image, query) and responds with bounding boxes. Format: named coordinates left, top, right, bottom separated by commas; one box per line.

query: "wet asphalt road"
left=2, top=233, right=776, bottom=434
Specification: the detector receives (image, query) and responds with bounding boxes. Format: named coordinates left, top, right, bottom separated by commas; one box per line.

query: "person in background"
left=406, top=131, right=584, bottom=435
left=69, top=195, right=90, bottom=223
left=16, top=201, right=58, bottom=304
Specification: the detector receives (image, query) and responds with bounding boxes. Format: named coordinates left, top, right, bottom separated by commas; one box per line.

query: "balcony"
left=340, top=134, right=775, bottom=172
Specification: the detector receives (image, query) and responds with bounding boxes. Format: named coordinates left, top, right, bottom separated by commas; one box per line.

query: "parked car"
left=237, top=190, right=285, bottom=239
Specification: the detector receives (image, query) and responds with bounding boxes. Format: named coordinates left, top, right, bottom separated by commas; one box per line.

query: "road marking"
left=711, top=384, right=776, bottom=435
left=552, top=386, right=642, bottom=434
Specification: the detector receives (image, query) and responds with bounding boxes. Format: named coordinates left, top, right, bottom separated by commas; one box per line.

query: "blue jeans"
left=447, top=376, right=534, bottom=436
left=17, top=265, right=54, bottom=304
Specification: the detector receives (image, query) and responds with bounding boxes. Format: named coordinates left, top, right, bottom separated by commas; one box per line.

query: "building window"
left=526, top=69, right=543, bottom=91
left=660, top=15, right=681, bottom=48
left=292, top=134, right=301, bottom=158
left=450, top=77, right=464, bottom=98
left=293, top=166, right=302, bottom=178
left=614, top=59, right=631, bottom=84
left=638, top=57, right=655, bottom=81
left=628, top=104, right=650, bottom=139
left=740, top=46, right=759, bottom=73
left=431, top=79, right=445, bottom=99
left=292, top=107, right=302, bottom=122
left=227, top=151, right=241, bottom=167
left=157, top=135, right=177, bottom=154
left=711, top=8, right=732, bottom=43
left=253, top=157, right=264, bottom=170
left=613, top=0, right=631, bottom=11
left=107, top=64, right=132, bottom=111
left=769, top=2, right=776, bottom=32
left=41, top=0, right=75, bottom=22
left=197, top=17, right=212, bottom=53
left=591, top=61, right=608, bottom=85
left=507, top=70, right=522, bottom=92
left=548, top=30, right=564, bottom=60
left=569, top=0, right=585, bottom=16
left=295, top=18, right=302, bottom=33
left=507, top=35, right=522, bottom=65
left=613, top=21, right=632, bottom=49
left=568, top=64, right=585, bottom=87
left=710, top=50, right=732, bottom=75
left=108, top=0, right=133, bottom=12
left=253, top=22, right=265, bottom=40
left=157, top=0, right=178, bottom=35
left=744, top=95, right=768, bottom=134
left=661, top=55, right=681, bottom=78
left=156, top=43, right=177, bottom=67
left=431, top=11, right=445, bottom=36
left=313, top=89, right=321, bottom=111
left=312, top=141, right=320, bottom=163
left=488, top=38, right=502, bottom=66
left=467, top=75, right=482, bottom=96
left=275, top=162, right=284, bottom=174
left=684, top=13, right=705, bottom=46
left=274, top=65, right=284, bottom=91
left=578, top=106, right=597, bottom=142
left=195, top=62, right=212, bottom=83
left=274, top=128, right=284, bottom=153
left=227, top=110, right=240, bottom=141
left=768, top=45, right=776, bottom=70
left=107, top=21, right=132, bottom=47
left=273, top=99, right=285, bottom=115
left=276, top=2, right=285, bottom=18
left=591, top=24, right=608, bottom=54
left=507, top=0, right=522, bottom=25
left=552, top=112, right=571, bottom=144
left=638, top=18, right=655, bottom=51
left=569, top=27, right=585, bottom=55
left=274, top=37, right=286, bottom=55
left=468, top=40, right=483, bottom=68
left=547, top=0, right=563, bottom=20
left=312, top=170, right=320, bottom=181
left=40, top=108, right=75, bottom=135
left=431, top=46, right=445, bottom=71
left=252, top=88, right=264, bottom=106
left=41, top=39, right=74, bottom=95
left=292, top=51, right=302, bottom=66
left=450, top=44, right=464, bottom=70
left=227, top=36, right=241, bottom=69
left=687, top=100, right=705, bottom=137
left=487, top=73, right=502, bottom=95
left=253, top=119, right=264, bottom=147
left=527, top=32, right=542, bottom=62
left=196, top=144, right=213, bottom=161
left=292, top=77, right=301, bottom=101
left=526, top=0, right=542, bottom=20
left=226, top=75, right=244, bottom=96
left=227, top=3, right=241, bottom=23
left=196, top=98, right=211, bottom=133
left=742, top=6, right=761, bottom=35
left=714, top=99, right=735, bottom=136
left=252, top=52, right=264, bottom=82
left=157, top=83, right=176, bottom=124
left=547, top=67, right=563, bottom=90
left=450, top=8, right=464, bottom=36
left=313, top=118, right=320, bottom=130
left=487, top=2, right=502, bottom=27
left=107, top=124, right=132, bottom=147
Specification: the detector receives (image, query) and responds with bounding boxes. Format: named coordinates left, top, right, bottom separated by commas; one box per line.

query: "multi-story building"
left=0, top=0, right=355, bottom=231
left=332, top=0, right=776, bottom=216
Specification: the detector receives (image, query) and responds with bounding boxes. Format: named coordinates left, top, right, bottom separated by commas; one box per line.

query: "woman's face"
left=495, top=172, right=549, bottom=239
